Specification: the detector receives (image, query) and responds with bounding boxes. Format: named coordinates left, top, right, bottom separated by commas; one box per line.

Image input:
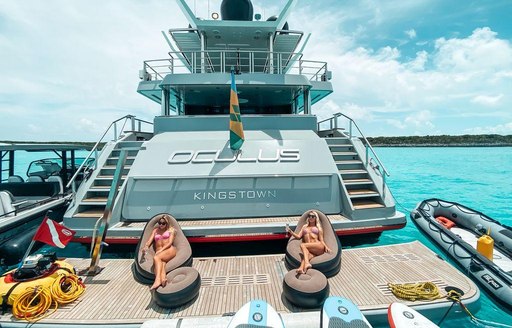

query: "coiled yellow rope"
left=11, top=274, right=85, bottom=322
left=387, top=282, right=443, bottom=301
left=51, top=274, right=85, bottom=305
left=11, top=286, right=57, bottom=322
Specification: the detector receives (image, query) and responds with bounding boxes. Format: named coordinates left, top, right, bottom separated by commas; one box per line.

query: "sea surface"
left=376, top=147, right=512, bottom=327
left=4, top=147, right=512, bottom=326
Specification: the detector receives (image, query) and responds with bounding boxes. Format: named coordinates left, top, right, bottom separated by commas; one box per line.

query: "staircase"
left=71, top=141, right=143, bottom=221
left=325, top=137, right=385, bottom=210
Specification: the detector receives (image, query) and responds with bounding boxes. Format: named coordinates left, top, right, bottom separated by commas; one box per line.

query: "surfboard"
left=321, top=296, right=372, bottom=327
left=227, top=299, right=285, bottom=328
left=388, top=302, right=439, bottom=328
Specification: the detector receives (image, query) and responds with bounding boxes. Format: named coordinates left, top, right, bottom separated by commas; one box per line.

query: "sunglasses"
left=158, top=221, right=167, bottom=225
left=308, top=214, right=316, bottom=218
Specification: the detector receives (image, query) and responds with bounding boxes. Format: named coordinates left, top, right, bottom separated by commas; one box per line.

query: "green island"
left=366, top=134, right=512, bottom=147
left=0, top=141, right=100, bottom=148
left=2, top=134, right=512, bottom=147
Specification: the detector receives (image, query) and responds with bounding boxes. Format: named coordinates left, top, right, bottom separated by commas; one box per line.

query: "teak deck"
left=0, top=241, right=478, bottom=326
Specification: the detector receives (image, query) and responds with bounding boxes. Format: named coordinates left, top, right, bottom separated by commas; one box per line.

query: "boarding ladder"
left=65, top=115, right=152, bottom=224
left=318, top=113, right=388, bottom=211
left=72, top=142, right=142, bottom=220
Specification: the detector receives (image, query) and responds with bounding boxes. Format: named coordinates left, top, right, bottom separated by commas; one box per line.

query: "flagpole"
left=18, top=240, right=36, bottom=268
left=18, top=210, right=52, bottom=267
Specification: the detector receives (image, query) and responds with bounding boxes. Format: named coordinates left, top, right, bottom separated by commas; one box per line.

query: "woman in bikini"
left=285, top=211, right=331, bottom=274
left=141, top=214, right=177, bottom=290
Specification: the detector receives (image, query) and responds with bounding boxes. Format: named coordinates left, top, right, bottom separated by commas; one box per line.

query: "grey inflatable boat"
left=411, top=198, right=512, bottom=310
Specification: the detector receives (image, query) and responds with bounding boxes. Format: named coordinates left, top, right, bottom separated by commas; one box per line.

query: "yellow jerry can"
left=477, top=234, right=494, bottom=261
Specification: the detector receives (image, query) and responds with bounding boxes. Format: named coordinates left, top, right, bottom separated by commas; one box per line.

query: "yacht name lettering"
left=193, top=190, right=277, bottom=201
left=168, top=149, right=300, bottom=164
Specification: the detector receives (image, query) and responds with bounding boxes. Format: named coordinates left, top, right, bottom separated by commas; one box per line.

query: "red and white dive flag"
left=33, top=217, right=76, bottom=248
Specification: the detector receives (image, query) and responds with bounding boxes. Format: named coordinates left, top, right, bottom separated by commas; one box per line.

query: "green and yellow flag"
left=229, top=70, right=245, bottom=150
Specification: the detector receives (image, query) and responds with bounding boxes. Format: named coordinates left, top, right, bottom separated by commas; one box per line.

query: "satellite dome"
left=221, top=0, right=254, bottom=21
left=266, top=15, right=289, bottom=31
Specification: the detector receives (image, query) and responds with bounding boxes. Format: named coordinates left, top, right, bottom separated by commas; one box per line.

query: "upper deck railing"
left=140, top=50, right=329, bottom=82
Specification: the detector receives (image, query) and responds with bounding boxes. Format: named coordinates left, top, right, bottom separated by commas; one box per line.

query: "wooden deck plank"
left=1, top=241, right=478, bottom=325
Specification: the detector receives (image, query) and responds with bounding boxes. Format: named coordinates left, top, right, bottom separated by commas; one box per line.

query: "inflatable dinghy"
left=411, top=198, right=512, bottom=310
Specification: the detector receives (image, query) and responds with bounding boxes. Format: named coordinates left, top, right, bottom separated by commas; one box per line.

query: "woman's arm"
left=142, top=229, right=156, bottom=251
left=319, top=229, right=331, bottom=253
left=286, top=225, right=304, bottom=240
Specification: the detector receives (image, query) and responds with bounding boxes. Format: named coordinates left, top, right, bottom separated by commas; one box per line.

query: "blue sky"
left=1, top=0, right=511, bottom=141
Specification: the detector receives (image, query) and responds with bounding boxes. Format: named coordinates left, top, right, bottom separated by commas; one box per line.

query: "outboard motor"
left=221, top=0, right=254, bottom=21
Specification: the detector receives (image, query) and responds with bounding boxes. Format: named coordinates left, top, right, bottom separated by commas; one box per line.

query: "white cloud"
left=0, top=1, right=183, bottom=141
left=316, top=100, right=373, bottom=126
left=404, top=110, right=434, bottom=129
left=405, top=29, right=417, bottom=39
left=375, top=46, right=401, bottom=61
left=494, top=70, right=512, bottom=79
left=386, top=119, right=406, bottom=129
left=433, top=27, right=512, bottom=73
left=1, top=1, right=511, bottom=140
left=471, top=94, right=504, bottom=107
left=293, top=10, right=512, bottom=136
left=464, top=122, right=512, bottom=134
left=407, top=51, right=428, bottom=71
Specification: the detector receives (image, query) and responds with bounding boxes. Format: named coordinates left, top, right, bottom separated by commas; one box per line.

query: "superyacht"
left=62, top=0, right=406, bottom=245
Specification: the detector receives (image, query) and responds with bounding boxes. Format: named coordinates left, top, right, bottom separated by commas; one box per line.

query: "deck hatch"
left=359, top=253, right=420, bottom=264
left=201, top=274, right=270, bottom=287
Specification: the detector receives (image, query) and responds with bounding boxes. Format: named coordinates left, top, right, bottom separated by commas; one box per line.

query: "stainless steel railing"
left=318, top=113, right=390, bottom=197
left=65, top=115, right=153, bottom=191
left=140, top=50, right=329, bottom=82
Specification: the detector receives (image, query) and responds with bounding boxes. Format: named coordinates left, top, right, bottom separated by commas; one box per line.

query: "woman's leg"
left=157, top=246, right=177, bottom=286
left=160, top=262, right=167, bottom=287
left=302, top=242, right=325, bottom=272
left=297, top=253, right=305, bottom=274
left=151, top=255, right=163, bottom=290
left=300, top=243, right=312, bottom=270
left=304, top=253, right=314, bottom=271
left=297, top=243, right=314, bottom=274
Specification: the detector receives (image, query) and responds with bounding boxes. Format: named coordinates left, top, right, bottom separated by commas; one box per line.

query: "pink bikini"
left=154, top=230, right=170, bottom=241
left=299, top=227, right=319, bottom=238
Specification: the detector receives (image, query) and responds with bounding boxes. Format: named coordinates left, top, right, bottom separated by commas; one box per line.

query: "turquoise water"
left=4, top=147, right=512, bottom=326
left=2, top=150, right=91, bottom=181
left=376, top=147, right=512, bottom=327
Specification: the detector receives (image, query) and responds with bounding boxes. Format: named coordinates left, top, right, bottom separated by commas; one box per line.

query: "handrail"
left=318, top=112, right=391, bottom=200
left=318, top=112, right=389, bottom=177
left=65, top=115, right=153, bottom=190
left=141, top=50, right=327, bottom=82
left=87, top=149, right=128, bottom=275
